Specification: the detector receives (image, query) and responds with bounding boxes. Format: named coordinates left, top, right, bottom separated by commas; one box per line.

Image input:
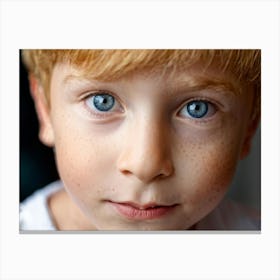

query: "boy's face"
left=39, top=62, right=255, bottom=230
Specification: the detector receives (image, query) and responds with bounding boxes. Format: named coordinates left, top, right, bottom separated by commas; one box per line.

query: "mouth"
left=107, top=200, right=178, bottom=220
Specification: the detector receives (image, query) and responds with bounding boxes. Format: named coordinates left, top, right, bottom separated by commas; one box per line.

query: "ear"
left=29, top=75, right=55, bottom=147
left=239, top=110, right=260, bottom=160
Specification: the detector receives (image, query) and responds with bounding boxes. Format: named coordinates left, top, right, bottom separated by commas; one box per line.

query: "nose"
left=117, top=118, right=174, bottom=184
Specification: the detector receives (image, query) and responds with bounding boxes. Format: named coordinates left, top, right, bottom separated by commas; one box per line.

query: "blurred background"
left=20, top=53, right=261, bottom=211
left=20, top=55, right=59, bottom=202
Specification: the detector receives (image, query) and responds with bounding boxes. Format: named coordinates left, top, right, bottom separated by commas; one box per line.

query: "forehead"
left=54, top=60, right=241, bottom=96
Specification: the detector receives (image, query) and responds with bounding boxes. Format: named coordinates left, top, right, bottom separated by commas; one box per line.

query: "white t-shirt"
left=19, top=181, right=260, bottom=231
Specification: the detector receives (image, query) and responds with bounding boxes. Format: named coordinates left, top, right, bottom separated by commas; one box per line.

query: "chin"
left=94, top=220, right=190, bottom=231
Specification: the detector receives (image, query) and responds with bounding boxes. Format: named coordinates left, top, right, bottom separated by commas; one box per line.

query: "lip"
left=108, top=201, right=178, bottom=220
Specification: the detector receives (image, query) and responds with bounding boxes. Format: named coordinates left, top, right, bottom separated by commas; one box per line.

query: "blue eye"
left=179, top=100, right=215, bottom=119
left=187, top=101, right=208, bottom=118
left=92, top=94, right=115, bottom=112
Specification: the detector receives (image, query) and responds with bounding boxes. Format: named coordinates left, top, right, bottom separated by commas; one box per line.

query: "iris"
left=186, top=101, right=208, bottom=118
left=93, top=94, right=115, bottom=112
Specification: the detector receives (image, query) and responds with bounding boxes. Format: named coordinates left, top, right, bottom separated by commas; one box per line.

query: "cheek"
left=176, top=129, right=244, bottom=211
left=52, top=119, right=119, bottom=203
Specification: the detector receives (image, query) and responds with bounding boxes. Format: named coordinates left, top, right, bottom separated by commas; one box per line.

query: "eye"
left=86, top=93, right=117, bottom=112
left=179, top=100, right=216, bottom=119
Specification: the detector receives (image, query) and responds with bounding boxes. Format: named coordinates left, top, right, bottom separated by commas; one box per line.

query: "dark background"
left=20, top=52, right=261, bottom=211
left=20, top=53, right=59, bottom=202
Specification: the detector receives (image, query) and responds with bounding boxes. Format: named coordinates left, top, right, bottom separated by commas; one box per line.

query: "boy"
left=20, top=49, right=261, bottom=231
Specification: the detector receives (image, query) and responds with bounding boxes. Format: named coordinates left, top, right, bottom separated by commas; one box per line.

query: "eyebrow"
left=63, top=74, right=95, bottom=86
left=166, top=77, right=239, bottom=96
left=62, top=75, right=107, bottom=92
left=63, top=74, right=239, bottom=95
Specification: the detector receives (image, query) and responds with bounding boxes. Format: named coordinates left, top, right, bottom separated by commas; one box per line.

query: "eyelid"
left=177, top=97, right=214, bottom=111
left=80, top=89, right=116, bottom=100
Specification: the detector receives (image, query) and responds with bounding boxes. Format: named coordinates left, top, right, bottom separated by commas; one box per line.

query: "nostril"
left=121, top=169, right=132, bottom=176
left=119, top=161, right=174, bottom=183
left=152, top=173, right=166, bottom=181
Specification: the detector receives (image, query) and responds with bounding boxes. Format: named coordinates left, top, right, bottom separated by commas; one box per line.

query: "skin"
left=31, top=62, right=258, bottom=230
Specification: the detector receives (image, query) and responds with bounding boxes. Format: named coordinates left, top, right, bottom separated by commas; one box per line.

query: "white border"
left=1, top=1, right=280, bottom=279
